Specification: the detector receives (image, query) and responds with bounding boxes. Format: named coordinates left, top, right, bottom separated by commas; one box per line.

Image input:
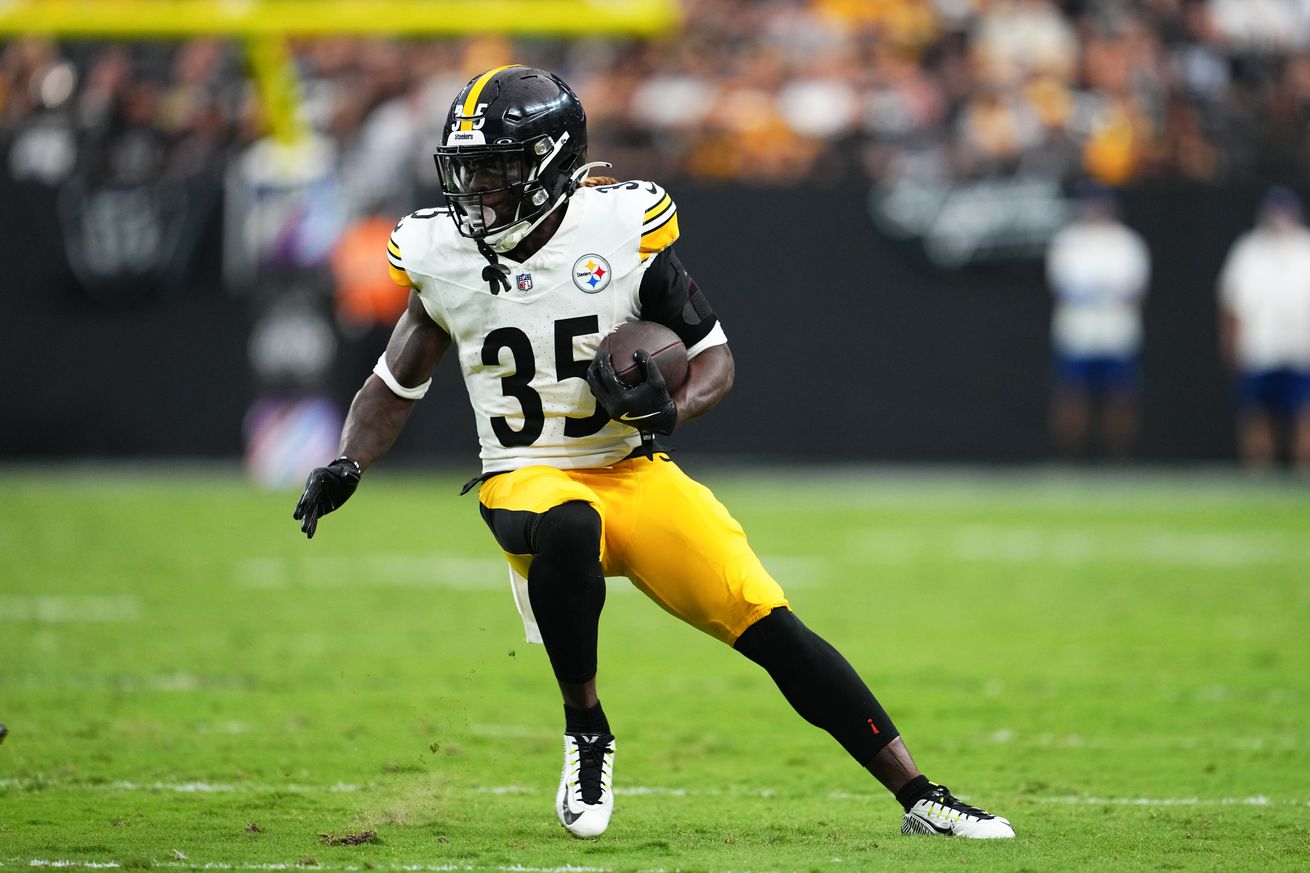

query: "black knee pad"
left=533, top=501, right=602, bottom=560
left=525, top=502, right=605, bottom=685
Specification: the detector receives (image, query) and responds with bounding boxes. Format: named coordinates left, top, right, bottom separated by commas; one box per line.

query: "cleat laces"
left=570, top=734, right=613, bottom=805
left=902, top=782, right=1013, bottom=838
left=922, top=785, right=993, bottom=821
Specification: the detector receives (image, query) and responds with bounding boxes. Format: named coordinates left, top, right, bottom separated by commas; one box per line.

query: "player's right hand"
left=587, top=350, right=678, bottom=435
left=293, top=456, right=362, bottom=539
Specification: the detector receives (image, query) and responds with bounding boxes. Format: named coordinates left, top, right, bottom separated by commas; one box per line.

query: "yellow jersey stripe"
left=642, top=205, right=677, bottom=236
left=643, top=193, right=672, bottom=222
left=643, top=201, right=675, bottom=232
left=388, top=263, right=414, bottom=287
left=639, top=212, right=680, bottom=261
left=459, top=64, right=521, bottom=131
left=387, top=238, right=402, bottom=256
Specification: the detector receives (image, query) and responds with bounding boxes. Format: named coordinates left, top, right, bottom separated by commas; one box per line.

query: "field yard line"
left=237, top=554, right=828, bottom=591
left=949, top=526, right=1302, bottom=567
left=473, top=785, right=696, bottom=797
left=843, top=525, right=1307, bottom=567
left=0, top=673, right=258, bottom=693
left=1033, top=794, right=1309, bottom=806
left=0, top=595, right=141, bottom=622
left=0, top=779, right=361, bottom=793
left=15, top=863, right=625, bottom=873
left=828, top=790, right=1309, bottom=806
left=236, top=555, right=510, bottom=590
left=9, top=778, right=1305, bottom=808
left=469, top=785, right=1310, bottom=807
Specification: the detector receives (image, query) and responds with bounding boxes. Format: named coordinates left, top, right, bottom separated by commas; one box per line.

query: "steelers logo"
left=572, top=254, right=612, bottom=293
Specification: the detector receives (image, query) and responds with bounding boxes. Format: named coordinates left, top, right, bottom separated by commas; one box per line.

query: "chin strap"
left=487, top=194, right=564, bottom=253
left=476, top=238, right=511, bottom=295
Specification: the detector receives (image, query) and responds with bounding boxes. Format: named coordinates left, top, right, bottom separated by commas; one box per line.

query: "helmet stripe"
left=459, top=64, right=521, bottom=131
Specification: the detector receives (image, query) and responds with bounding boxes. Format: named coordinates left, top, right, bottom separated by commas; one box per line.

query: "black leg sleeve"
left=734, top=607, right=899, bottom=766
left=524, top=501, right=606, bottom=685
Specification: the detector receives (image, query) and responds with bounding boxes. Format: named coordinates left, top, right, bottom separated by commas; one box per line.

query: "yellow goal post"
left=0, top=0, right=683, bottom=143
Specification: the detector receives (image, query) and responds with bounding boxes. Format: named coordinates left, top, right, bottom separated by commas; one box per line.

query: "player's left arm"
left=636, top=244, right=733, bottom=426
left=676, top=343, right=734, bottom=426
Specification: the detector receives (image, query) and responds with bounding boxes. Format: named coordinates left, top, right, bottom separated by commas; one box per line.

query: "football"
left=598, top=321, right=689, bottom=393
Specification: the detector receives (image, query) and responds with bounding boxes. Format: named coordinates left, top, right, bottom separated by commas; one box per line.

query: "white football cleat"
left=901, top=784, right=1015, bottom=839
left=556, top=732, right=615, bottom=839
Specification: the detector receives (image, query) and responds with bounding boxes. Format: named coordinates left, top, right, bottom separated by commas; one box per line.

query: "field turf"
left=1, top=464, right=1307, bottom=872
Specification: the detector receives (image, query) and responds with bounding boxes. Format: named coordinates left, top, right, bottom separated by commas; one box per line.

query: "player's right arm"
left=295, top=207, right=453, bottom=539
left=341, top=289, right=451, bottom=469
left=294, top=290, right=450, bottom=539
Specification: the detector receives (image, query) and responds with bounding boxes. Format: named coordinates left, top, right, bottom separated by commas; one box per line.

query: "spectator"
left=955, top=85, right=1042, bottom=176
left=7, top=1, right=1310, bottom=190
left=971, top=0, right=1078, bottom=87
left=1046, top=183, right=1151, bottom=460
left=1209, top=0, right=1310, bottom=54
left=1217, top=186, right=1310, bottom=469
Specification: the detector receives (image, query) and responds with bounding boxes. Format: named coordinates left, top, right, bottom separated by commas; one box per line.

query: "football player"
left=293, top=66, right=1014, bottom=840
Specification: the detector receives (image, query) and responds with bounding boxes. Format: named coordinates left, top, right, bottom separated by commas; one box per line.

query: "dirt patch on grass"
left=318, top=829, right=379, bottom=846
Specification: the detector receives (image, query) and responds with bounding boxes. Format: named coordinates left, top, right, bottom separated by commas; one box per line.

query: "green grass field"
left=1, top=465, right=1308, bottom=872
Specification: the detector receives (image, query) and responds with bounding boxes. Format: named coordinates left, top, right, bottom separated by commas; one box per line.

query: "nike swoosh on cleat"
left=618, top=410, right=662, bottom=421
left=910, top=815, right=954, bottom=835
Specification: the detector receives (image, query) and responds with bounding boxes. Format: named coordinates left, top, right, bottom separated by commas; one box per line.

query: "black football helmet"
left=434, top=65, right=589, bottom=249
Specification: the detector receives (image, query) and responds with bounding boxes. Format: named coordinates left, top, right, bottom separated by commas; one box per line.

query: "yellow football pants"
left=478, top=454, right=789, bottom=644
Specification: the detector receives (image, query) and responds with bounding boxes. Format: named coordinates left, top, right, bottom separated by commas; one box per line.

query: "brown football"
left=597, top=321, right=689, bottom=393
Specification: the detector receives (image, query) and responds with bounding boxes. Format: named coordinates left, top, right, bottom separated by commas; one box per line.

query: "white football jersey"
left=1219, top=227, right=1310, bottom=370
left=1046, top=220, right=1150, bottom=358
left=386, top=180, right=726, bottom=472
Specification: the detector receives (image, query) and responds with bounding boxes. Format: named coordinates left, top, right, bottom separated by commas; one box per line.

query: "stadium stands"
left=4, top=0, right=1310, bottom=195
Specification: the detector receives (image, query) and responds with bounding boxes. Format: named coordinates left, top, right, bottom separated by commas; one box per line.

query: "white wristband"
left=373, top=354, right=432, bottom=400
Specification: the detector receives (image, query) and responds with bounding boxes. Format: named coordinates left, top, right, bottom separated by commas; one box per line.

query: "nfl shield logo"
left=516, top=272, right=533, bottom=292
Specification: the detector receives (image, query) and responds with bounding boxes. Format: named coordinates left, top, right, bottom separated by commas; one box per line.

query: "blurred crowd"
left=4, top=0, right=1310, bottom=202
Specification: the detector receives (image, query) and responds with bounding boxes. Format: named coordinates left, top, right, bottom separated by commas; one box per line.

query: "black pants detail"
left=734, top=607, right=899, bottom=766
left=519, top=501, right=606, bottom=685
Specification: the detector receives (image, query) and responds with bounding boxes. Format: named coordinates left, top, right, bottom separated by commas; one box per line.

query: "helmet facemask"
left=436, top=133, right=574, bottom=251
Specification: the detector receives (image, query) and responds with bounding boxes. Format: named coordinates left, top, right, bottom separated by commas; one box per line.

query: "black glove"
left=587, top=349, right=678, bottom=436
left=293, top=456, right=362, bottom=539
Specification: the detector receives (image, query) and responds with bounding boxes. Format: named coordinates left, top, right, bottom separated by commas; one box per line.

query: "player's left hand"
left=587, top=349, right=678, bottom=435
left=293, top=456, right=362, bottom=539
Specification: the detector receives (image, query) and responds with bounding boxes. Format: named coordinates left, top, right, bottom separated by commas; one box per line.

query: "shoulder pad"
left=387, top=207, right=449, bottom=288
left=575, top=179, right=679, bottom=261
left=635, top=180, right=679, bottom=262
